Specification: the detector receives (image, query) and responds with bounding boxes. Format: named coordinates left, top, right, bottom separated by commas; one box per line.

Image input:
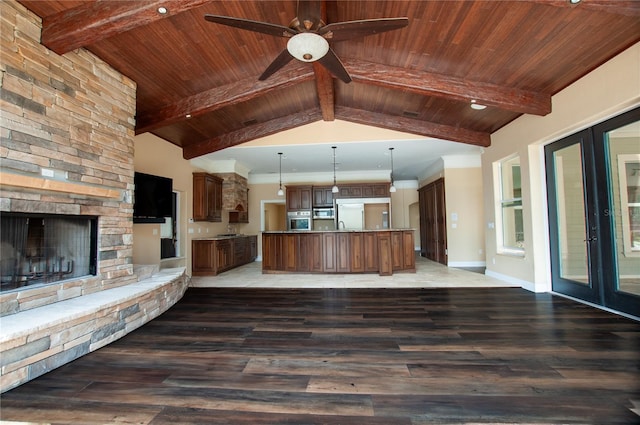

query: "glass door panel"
left=594, top=110, right=640, bottom=317
left=552, top=143, right=590, bottom=285
left=546, top=130, right=599, bottom=303
left=547, top=107, right=639, bottom=318
left=607, top=125, right=640, bottom=297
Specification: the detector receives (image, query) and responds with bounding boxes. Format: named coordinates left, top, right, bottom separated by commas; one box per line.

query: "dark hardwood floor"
left=2, top=287, right=639, bottom=424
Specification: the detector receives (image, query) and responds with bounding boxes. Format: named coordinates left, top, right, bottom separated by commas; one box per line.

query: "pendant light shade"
left=389, top=147, right=397, bottom=193
left=331, top=146, right=339, bottom=193
left=277, top=152, right=284, bottom=196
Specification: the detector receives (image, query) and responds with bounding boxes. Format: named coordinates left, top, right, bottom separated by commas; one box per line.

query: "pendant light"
left=389, top=147, right=397, bottom=193
left=277, top=152, right=284, bottom=196
left=331, top=146, right=339, bottom=193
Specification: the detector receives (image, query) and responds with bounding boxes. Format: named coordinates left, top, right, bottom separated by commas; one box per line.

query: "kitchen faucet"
left=339, top=220, right=345, bottom=229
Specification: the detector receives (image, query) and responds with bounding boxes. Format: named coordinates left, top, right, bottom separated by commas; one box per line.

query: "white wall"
left=483, top=42, right=640, bottom=292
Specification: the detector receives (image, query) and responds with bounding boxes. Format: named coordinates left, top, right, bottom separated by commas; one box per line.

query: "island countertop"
left=262, top=229, right=415, bottom=276
left=262, top=229, right=415, bottom=233
left=192, top=234, right=258, bottom=240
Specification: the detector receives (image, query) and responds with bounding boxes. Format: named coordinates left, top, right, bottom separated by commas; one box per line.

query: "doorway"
left=160, top=191, right=179, bottom=259
left=545, top=107, right=639, bottom=317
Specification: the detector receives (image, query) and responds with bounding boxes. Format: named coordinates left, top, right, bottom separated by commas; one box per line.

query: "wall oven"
left=287, top=210, right=311, bottom=231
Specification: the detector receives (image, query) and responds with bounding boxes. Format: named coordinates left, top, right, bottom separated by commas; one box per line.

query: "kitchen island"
left=262, top=230, right=415, bottom=276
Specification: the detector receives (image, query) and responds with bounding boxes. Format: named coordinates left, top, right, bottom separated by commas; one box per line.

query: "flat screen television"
left=133, top=172, right=173, bottom=223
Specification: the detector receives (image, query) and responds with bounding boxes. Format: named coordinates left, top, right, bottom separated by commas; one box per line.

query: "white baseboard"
left=485, top=269, right=539, bottom=292
left=448, top=261, right=486, bottom=268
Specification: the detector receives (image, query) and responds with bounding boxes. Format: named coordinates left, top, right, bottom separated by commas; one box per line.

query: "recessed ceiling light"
left=568, top=0, right=581, bottom=4
left=470, top=100, right=487, bottom=110
left=185, top=114, right=191, bottom=118
left=157, top=7, right=168, bottom=14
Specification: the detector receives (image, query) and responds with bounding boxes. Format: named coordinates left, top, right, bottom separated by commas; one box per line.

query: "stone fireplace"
left=0, top=0, right=138, bottom=315
left=1, top=213, right=98, bottom=291
left=0, top=1, right=188, bottom=393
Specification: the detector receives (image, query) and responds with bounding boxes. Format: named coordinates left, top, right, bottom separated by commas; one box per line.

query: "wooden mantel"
left=0, top=172, right=121, bottom=199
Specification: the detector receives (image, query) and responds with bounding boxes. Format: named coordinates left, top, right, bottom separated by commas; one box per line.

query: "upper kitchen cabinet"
left=337, top=183, right=390, bottom=199
left=193, top=172, right=223, bottom=222
left=286, top=185, right=312, bottom=211
left=313, top=186, right=334, bottom=208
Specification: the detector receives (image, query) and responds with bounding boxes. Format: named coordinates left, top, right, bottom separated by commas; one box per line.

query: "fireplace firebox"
left=0, top=214, right=98, bottom=292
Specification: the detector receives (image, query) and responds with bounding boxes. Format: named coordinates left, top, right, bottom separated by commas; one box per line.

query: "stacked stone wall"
left=219, top=172, right=248, bottom=211
left=0, top=0, right=137, bottom=314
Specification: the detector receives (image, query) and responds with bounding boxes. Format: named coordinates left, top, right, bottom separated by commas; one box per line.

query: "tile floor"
left=190, top=256, right=516, bottom=289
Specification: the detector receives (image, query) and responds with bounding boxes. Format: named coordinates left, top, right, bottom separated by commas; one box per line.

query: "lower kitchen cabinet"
left=262, top=230, right=415, bottom=276
left=192, top=235, right=257, bottom=276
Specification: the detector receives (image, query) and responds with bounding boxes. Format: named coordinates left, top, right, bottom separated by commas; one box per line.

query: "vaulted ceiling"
left=17, top=0, right=640, bottom=165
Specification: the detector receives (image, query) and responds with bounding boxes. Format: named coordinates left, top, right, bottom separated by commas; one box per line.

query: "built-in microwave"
left=287, top=210, right=311, bottom=231
left=313, top=207, right=335, bottom=219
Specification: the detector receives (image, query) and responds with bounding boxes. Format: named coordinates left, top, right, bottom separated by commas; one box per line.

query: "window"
left=497, top=155, right=524, bottom=253
left=617, top=154, right=640, bottom=256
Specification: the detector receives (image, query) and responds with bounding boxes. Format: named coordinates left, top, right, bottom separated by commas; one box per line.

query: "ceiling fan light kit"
left=204, top=2, right=408, bottom=83
left=287, top=33, right=329, bottom=62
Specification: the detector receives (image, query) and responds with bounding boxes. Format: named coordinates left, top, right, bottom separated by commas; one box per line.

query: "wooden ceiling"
left=18, top=1, right=640, bottom=160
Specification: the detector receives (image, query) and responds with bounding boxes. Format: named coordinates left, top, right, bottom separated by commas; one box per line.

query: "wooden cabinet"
left=215, top=239, right=233, bottom=273
left=193, top=173, right=223, bottom=222
left=338, top=185, right=362, bottom=198
left=336, top=232, right=351, bottom=273
left=350, top=232, right=364, bottom=273
left=402, top=230, right=416, bottom=270
left=192, top=239, right=215, bottom=272
left=192, top=235, right=257, bottom=276
left=377, top=231, right=392, bottom=276
left=313, top=186, right=334, bottom=207
left=418, top=178, right=447, bottom=264
left=286, top=185, right=312, bottom=211
left=336, top=183, right=390, bottom=199
left=262, top=231, right=414, bottom=276
left=322, top=232, right=337, bottom=272
left=363, top=232, right=379, bottom=272
left=391, top=231, right=403, bottom=271
left=390, top=230, right=416, bottom=272
left=308, top=233, right=324, bottom=272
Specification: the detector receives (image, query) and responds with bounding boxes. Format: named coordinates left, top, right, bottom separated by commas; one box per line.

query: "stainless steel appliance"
left=287, top=210, right=311, bottom=231
left=337, top=203, right=364, bottom=230
left=312, top=207, right=335, bottom=219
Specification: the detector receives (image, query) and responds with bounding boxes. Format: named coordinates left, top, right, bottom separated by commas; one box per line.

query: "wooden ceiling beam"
left=527, top=0, right=640, bottom=16
left=335, top=106, right=491, bottom=147
left=313, top=63, right=335, bottom=121
left=182, top=109, right=324, bottom=159
left=136, top=63, right=315, bottom=134
left=344, top=59, right=551, bottom=117
left=41, top=0, right=211, bottom=55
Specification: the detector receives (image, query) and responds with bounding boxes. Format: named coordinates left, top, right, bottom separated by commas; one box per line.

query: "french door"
left=546, top=107, right=639, bottom=318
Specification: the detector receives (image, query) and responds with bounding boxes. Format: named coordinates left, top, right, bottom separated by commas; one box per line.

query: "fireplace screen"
left=1, top=214, right=97, bottom=292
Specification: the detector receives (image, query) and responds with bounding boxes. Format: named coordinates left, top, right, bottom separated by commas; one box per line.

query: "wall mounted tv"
left=133, top=172, right=173, bottom=223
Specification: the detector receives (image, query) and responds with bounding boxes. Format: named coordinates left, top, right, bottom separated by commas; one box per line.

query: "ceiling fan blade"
left=318, top=17, right=409, bottom=42
left=259, top=49, right=295, bottom=81
left=317, top=48, right=351, bottom=83
left=204, top=14, right=297, bottom=38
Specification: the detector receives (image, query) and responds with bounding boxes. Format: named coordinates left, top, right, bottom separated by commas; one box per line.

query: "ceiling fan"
left=204, top=1, right=408, bottom=83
